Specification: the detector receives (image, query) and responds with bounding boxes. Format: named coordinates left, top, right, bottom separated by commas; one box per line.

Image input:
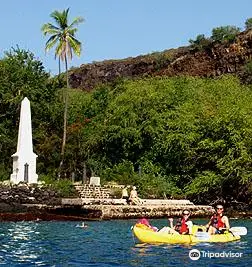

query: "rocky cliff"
left=69, top=30, right=252, bottom=91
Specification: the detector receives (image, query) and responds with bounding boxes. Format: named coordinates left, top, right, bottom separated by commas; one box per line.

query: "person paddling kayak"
left=137, top=218, right=158, bottom=231
left=159, top=210, right=193, bottom=234
left=205, top=204, right=230, bottom=234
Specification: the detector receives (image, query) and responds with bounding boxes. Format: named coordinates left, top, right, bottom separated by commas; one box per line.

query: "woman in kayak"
left=205, top=204, right=230, bottom=234
left=169, top=210, right=193, bottom=235
left=159, top=209, right=193, bottom=234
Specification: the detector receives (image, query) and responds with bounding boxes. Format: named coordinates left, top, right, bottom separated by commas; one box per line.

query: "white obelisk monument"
left=10, top=97, right=38, bottom=184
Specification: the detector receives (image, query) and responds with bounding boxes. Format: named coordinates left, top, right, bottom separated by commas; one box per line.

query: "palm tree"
left=42, top=8, right=84, bottom=177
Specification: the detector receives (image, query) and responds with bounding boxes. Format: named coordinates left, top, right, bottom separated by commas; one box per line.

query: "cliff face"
left=69, top=30, right=252, bottom=91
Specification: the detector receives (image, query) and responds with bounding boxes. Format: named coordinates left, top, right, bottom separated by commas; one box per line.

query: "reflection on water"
left=0, top=221, right=44, bottom=265
left=133, top=243, right=155, bottom=257
left=0, top=219, right=251, bottom=266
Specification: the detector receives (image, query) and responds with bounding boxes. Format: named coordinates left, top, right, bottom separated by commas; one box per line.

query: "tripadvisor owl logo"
left=189, top=249, right=243, bottom=260
left=189, top=249, right=201, bottom=260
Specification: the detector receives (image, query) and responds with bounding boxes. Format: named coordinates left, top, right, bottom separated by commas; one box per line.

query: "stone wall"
left=78, top=204, right=215, bottom=220
left=75, top=184, right=112, bottom=199
left=0, top=184, right=61, bottom=213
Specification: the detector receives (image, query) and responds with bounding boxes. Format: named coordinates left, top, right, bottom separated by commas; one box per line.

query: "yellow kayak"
left=132, top=224, right=240, bottom=244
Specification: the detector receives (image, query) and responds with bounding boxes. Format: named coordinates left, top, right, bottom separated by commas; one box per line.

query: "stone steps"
left=74, top=185, right=194, bottom=205
left=74, top=185, right=112, bottom=199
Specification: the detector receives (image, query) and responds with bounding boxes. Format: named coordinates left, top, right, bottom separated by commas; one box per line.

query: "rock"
left=0, top=184, right=61, bottom=210
left=69, top=30, right=252, bottom=91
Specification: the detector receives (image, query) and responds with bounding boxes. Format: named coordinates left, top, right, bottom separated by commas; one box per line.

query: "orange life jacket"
left=211, top=214, right=225, bottom=229
left=177, top=218, right=189, bottom=234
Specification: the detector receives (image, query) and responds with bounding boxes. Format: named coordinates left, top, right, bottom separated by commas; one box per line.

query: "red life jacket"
left=179, top=218, right=189, bottom=234
left=211, top=214, right=225, bottom=229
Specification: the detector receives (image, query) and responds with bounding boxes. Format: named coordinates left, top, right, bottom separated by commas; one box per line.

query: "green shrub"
left=39, top=174, right=77, bottom=197
left=101, top=160, right=135, bottom=185
left=109, top=187, right=122, bottom=198
left=239, top=60, right=252, bottom=84
left=52, top=179, right=77, bottom=197
left=129, top=173, right=182, bottom=199
left=245, top=18, right=252, bottom=30
left=243, top=60, right=252, bottom=84
left=189, top=34, right=212, bottom=51
left=0, top=163, right=9, bottom=181
left=211, top=26, right=240, bottom=43
left=38, top=174, right=55, bottom=184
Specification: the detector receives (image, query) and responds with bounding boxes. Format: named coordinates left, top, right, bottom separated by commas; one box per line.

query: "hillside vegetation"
left=1, top=21, right=252, bottom=207
left=65, top=76, right=252, bottom=205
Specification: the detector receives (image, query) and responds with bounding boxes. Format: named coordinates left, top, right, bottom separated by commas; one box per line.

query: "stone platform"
left=0, top=184, right=250, bottom=221
left=60, top=198, right=214, bottom=220
left=61, top=198, right=195, bottom=206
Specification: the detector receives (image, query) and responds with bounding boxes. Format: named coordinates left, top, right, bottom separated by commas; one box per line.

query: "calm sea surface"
left=0, top=219, right=251, bottom=266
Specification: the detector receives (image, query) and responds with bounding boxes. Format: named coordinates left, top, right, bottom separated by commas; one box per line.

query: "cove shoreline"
left=0, top=184, right=251, bottom=222
left=0, top=202, right=251, bottom=222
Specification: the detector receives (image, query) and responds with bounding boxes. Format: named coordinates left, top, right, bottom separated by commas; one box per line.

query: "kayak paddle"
left=195, top=232, right=211, bottom=240
left=229, top=227, right=247, bottom=236
left=195, top=227, right=247, bottom=239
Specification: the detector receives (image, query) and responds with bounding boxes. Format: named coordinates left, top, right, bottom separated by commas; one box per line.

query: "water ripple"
left=0, top=219, right=251, bottom=266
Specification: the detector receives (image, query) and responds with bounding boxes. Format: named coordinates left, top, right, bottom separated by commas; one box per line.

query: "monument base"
left=10, top=173, right=38, bottom=184
left=89, top=177, right=100, bottom=186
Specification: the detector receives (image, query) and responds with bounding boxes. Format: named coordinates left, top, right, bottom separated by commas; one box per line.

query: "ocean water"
left=0, top=219, right=251, bottom=266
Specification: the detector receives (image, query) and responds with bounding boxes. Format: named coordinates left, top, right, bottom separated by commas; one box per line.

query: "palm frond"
left=45, top=35, right=59, bottom=52
left=41, top=23, right=60, bottom=35
left=67, top=36, right=82, bottom=57
left=51, top=8, right=69, bottom=29
left=50, top=10, right=64, bottom=27
left=67, top=28, right=78, bottom=36
left=69, top=17, right=84, bottom=28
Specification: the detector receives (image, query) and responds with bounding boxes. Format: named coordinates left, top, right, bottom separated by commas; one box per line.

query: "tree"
left=245, top=18, right=252, bottom=30
left=0, top=47, right=60, bottom=179
left=211, top=26, right=240, bottom=43
left=41, top=8, right=84, bottom=177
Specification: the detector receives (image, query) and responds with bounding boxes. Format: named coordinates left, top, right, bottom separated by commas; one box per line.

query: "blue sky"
left=1, top=0, right=251, bottom=75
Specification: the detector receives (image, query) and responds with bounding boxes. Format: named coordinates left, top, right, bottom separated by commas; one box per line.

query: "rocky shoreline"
left=0, top=184, right=251, bottom=221
left=0, top=200, right=251, bottom=222
left=0, top=205, right=251, bottom=222
left=0, top=203, right=214, bottom=221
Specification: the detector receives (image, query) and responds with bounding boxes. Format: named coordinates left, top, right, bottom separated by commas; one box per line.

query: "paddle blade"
left=195, top=232, right=210, bottom=241
left=230, top=227, right=247, bottom=236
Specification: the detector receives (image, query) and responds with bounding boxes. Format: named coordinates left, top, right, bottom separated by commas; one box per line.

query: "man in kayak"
left=167, top=209, right=193, bottom=234
left=205, top=204, right=230, bottom=234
